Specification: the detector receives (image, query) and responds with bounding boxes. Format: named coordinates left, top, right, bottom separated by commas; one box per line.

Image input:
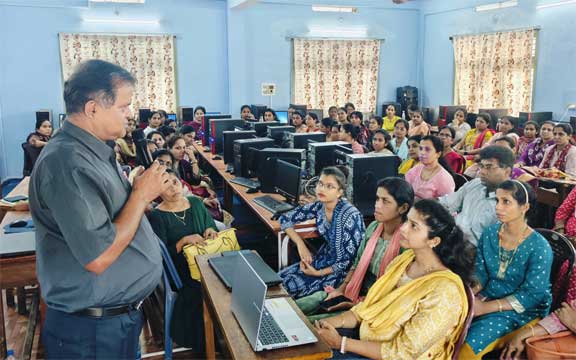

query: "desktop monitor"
left=274, top=159, right=301, bottom=205
left=466, top=112, right=479, bottom=128
left=201, top=114, right=232, bottom=147
left=307, top=109, right=324, bottom=120
left=333, top=145, right=354, bottom=166
left=251, top=105, right=268, bottom=121
left=276, top=111, right=289, bottom=124
left=210, top=119, right=245, bottom=154
left=343, top=153, right=401, bottom=216
left=518, top=112, right=553, bottom=126
left=571, top=117, right=576, bottom=130
left=223, top=130, right=256, bottom=164
left=166, top=113, right=177, bottom=122
left=267, top=125, right=296, bottom=146
left=206, top=112, right=221, bottom=115
left=256, top=148, right=306, bottom=193
left=438, top=105, right=466, bottom=124
left=249, top=121, right=280, bottom=137
left=180, top=107, right=195, bottom=123
left=138, top=108, right=152, bottom=125
left=307, top=141, right=352, bottom=176
left=289, top=104, right=307, bottom=114
left=233, top=138, right=275, bottom=178
left=286, top=132, right=326, bottom=150
left=382, top=102, right=402, bottom=118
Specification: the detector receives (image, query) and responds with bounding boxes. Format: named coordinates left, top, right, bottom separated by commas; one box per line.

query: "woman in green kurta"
left=296, top=178, right=414, bottom=321
left=148, top=169, right=218, bottom=353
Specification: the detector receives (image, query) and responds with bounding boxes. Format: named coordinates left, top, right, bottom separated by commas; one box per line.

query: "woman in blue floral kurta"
left=460, top=180, right=553, bottom=359
left=278, top=167, right=365, bottom=299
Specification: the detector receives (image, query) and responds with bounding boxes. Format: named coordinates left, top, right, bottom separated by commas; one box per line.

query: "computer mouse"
left=246, top=188, right=258, bottom=194
left=213, top=155, right=222, bottom=161
left=10, top=220, right=28, bottom=228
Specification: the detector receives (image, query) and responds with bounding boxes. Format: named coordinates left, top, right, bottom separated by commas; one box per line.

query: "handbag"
left=526, top=331, right=576, bottom=359
left=182, top=228, right=240, bottom=280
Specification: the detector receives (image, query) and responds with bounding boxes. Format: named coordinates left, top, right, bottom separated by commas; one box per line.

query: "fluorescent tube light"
left=536, top=0, right=576, bottom=9
left=475, top=0, right=518, bottom=12
left=312, top=5, right=357, bottom=13
left=308, top=26, right=367, bottom=38
left=83, top=18, right=159, bottom=25
left=90, top=0, right=145, bottom=3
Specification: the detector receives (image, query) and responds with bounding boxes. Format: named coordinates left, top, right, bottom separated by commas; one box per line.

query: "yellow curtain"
left=453, top=29, right=537, bottom=116
left=59, top=33, right=177, bottom=114
left=293, top=39, right=380, bottom=113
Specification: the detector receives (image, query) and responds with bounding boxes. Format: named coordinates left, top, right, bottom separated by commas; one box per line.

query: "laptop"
left=231, top=253, right=317, bottom=351
left=208, top=251, right=282, bottom=289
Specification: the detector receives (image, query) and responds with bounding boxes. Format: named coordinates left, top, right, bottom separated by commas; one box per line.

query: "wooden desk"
left=0, top=177, right=37, bottom=359
left=197, top=254, right=332, bottom=360
left=194, top=144, right=318, bottom=269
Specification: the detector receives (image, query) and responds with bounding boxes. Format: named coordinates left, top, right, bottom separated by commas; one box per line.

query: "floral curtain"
left=293, top=39, right=380, bottom=113
left=59, top=33, right=177, bottom=115
left=453, top=29, right=538, bottom=116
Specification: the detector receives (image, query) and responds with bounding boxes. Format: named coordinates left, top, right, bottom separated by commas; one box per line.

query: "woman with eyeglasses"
left=439, top=126, right=465, bottom=174
left=459, top=180, right=553, bottom=359
left=278, top=167, right=365, bottom=299
left=405, top=136, right=455, bottom=200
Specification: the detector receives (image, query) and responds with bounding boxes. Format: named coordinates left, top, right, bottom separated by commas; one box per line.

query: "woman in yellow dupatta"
left=315, top=200, right=476, bottom=360
left=454, top=113, right=495, bottom=168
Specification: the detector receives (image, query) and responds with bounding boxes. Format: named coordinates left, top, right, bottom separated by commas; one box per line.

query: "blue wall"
left=227, top=2, right=420, bottom=117
left=0, top=0, right=228, bottom=179
left=419, top=0, right=576, bottom=120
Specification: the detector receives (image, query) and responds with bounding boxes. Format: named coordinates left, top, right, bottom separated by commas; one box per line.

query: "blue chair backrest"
left=158, top=239, right=183, bottom=290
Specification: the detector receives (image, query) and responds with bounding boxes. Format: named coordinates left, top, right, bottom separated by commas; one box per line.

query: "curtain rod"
left=449, top=26, right=540, bottom=40
left=58, top=32, right=176, bottom=38
left=285, top=36, right=385, bottom=41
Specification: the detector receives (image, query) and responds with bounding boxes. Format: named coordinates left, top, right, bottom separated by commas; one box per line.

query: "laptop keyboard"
left=253, top=195, right=294, bottom=214
left=230, top=177, right=260, bottom=190
left=259, top=307, right=289, bottom=345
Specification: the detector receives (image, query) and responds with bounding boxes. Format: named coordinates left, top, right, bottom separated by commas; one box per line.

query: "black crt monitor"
left=478, top=108, right=509, bottom=130
left=210, top=118, right=245, bottom=155
left=307, top=141, right=352, bottom=176
left=251, top=105, right=268, bottom=120
left=333, top=145, right=354, bottom=166
left=289, top=104, right=307, bottom=125
left=307, top=109, right=324, bottom=120
left=201, top=114, right=232, bottom=147
left=274, top=159, right=302, bottom=205
left=223, top=130, right=256, bottom=164
left=257, top=148, right=306, bottom=193
left=286, top=132, right=326, bottom=150
left=382, top=102, right=402, bottom=118
left=518, top=112, right=553, bottom=127
left=250, top=121, right=280, bottom=137
left=276, top=111, right=289, bottom=124
left=233, top=138, right=275, bottom=178
left=268, top=125, right=296, bottom=147
left=180, top=107, right=195, bottom=122
left=571, top=117, right=576, bottom=130
left=138, top=108, right=152, bottom=125
left=438, top=105, right=466, bottom=123
left=344, top=153, right=401, bottom=216
left=466, top=112, right=478, bottom=128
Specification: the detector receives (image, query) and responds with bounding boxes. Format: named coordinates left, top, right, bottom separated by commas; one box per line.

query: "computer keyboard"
left=230, top=177, right=261, bottom=190
left=253, top=195, right=294, bottom=214
left=259, top=307, right=289, bottom=345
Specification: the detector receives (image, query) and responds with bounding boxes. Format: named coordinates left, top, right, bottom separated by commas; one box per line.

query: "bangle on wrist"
left=340, top=336, right=347, bottom=354
left=341, top=316, right=345, bottom=328
left=496, top=299, right=503, bottom=312
left=529, top=324, right=535, bottom=338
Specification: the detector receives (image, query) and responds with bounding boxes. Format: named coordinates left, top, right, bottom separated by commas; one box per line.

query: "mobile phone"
left=319, top=295, right=350, bottom=310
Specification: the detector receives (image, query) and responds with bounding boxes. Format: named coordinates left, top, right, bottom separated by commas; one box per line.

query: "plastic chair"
left=535, top=228, right=576, bottom=310
left=452, top=285, right=475, bottom=360
left=158, top=240, right=183, bottom=360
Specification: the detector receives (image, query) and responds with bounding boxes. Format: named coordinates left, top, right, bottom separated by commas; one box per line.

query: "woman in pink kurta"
left=405, top=135, right=455, bottom=200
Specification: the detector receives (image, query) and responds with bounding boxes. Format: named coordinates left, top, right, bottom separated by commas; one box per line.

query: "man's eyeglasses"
left=478, top=163, right=500, bottom=170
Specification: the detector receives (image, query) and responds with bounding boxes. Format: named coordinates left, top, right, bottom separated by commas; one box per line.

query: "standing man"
left=29, top=59, right=169, bottom=359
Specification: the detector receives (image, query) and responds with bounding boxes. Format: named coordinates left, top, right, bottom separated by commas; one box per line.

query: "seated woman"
left=406, top=135, right=455, bottom=200
left=459, top=180, right=553, bottom=359
left=320, top=118, right=335, bottom=142
left=553, top=186, right=576, bottom=239
left=116, top=118, right=136, bottom=167
left=398, top=135, right=421, bottom=175
left=407, top=108, right=430, bottom=137
left=143, top=111, right=163, bottom=136
left=278, top=167, right=365, bottom=299
left=369, top=130, right=394, bottom=155
left=296, top=178, right=414, bottom=319
left=439, top=126, right=465, bottom=174
left=391, top=119, right=409, bottom=161
left=367, top=116, right=384, bottom=150
left=349, top=112, right=370, bottom=145
left=515, top=121, right=538, bottom=159
left=517, top=121, right=555, bottom=167
left=455, top=113, right=495, bottom=168
left=24, top=118, right=53, bottom=175
left=149, top=169, right=218, bottom=353
left=340, top=124, right=365, bottom=154
left=146, top=130, right=166, bottom=149
left=305, top=112, right=319, bottom=132
left=292, top=111, right=308, bottom=133
left=240, top=104, right=255, bottom=120
left=263, top=108, right=278, bottom=122
left=330, top=124, right=341, bottom=142
left=315, top=199, right=475, bottom=360
left=449, top=108, right=472, bottom=144
left=186, top=106, right=206, bottom=139
left=337, top=107, right=349, bottom=124
left=159, top=125, right=177, bottom=144
left=486, top=116, right=520, bottom=146
left=382, top=104, right=401, bottom=132
left=539, top=123, right=576, bottom=177
left=501, top=263, right=576, bottom=359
